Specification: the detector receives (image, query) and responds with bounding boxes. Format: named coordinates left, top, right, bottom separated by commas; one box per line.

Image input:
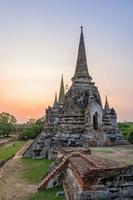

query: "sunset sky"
left=0, top=0, right=133, bottom=123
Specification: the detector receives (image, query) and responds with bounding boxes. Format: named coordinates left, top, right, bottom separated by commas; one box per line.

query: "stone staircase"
left=38, top=155, right=68, bottom=191
left=38, top=151, right=84, bottom=191
left=14, top=140, right=34, bottom=159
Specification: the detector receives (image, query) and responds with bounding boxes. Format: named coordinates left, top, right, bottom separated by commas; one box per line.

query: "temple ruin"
left=38, top=150, right=133, bottom=200
left=23, top=27, right=127, bottom=159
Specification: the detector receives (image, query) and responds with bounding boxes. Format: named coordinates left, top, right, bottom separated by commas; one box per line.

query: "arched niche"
left=93, top=112, right=99, bottom=130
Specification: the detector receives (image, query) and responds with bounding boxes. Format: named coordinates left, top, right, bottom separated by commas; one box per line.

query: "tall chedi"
left=63, top=26, right=102, bottom=116
left=72, top=26, right=92, bottom=83
left=57, top=26, right=103, bottom=141
left=23, top=27, right=128, bottom=159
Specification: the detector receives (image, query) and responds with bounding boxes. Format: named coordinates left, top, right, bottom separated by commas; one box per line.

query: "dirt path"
left=0, top=140, right=37, bottom=200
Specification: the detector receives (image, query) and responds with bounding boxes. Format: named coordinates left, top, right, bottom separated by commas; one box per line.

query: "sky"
left=0, top=0, right=133, bottom=123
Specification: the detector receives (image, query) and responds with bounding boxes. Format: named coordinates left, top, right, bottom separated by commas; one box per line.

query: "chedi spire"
left=104, top=95, right=110, bottom=110
left=72, top=26, right=92, bottom=82
left=58, top=75, right=65, bottom=104
left=53, top=92, right=57, bottom=107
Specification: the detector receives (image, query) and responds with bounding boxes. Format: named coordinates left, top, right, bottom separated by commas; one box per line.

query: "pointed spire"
left=104, top=95, right=110, bottom=110
left=53, top=92, right=57, bottom=107
left=72, top=26, right=92, bottom=82
left=58, top=75, right=65, bottom=104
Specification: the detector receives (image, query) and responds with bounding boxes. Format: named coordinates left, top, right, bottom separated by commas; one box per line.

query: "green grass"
left=22, top=158, right=65, bottom=200
left=22, top=158, right=53, bottom=184
left=0, top=140, right=25, bottom=161
left=27, top=187, right=65, bottom=200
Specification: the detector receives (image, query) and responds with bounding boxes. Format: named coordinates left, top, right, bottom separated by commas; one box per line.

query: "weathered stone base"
left=23, top=128, right=128, bottom=159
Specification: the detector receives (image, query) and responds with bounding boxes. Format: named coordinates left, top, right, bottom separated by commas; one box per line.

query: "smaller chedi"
left=23, top=27, right=127, bottom=159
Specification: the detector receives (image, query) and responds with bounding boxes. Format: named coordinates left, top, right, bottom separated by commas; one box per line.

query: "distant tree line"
left=118, top=122, right=133, bottom=144
left=0, top=112, right=44, bottom=139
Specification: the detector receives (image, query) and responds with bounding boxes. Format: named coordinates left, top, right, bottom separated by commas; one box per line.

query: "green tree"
left=118, top=122, right=133, bottom=144
left=0, top=112, right=17, bottom=137
left=127, top=129, right=133, bottom=144
left=19, top=117, right=44, bottom=140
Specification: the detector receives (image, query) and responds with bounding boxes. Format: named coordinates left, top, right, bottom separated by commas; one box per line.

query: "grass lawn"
left=27, top=187, right=65, bottom=200
left=0, top=140, right=25, bottom=161
left=22, top=158, right=65, bottom=200
left=22, top=158, right=53, bottom=184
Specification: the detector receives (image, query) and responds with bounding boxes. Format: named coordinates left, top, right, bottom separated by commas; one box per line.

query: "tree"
left=118, top=122, right=133, bottom=144
left=127, top=129, right=133, bottom=144
left=19, top=117, right=44, bottom=140
left=0, top=112, right=17, bottom=137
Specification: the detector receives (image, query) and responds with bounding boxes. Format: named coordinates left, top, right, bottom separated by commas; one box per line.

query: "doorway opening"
left=93, top=112, right=99, bottom=130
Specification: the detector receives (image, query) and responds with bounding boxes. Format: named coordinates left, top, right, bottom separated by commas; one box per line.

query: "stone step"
left=38, top=156, right=69, bottom=190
